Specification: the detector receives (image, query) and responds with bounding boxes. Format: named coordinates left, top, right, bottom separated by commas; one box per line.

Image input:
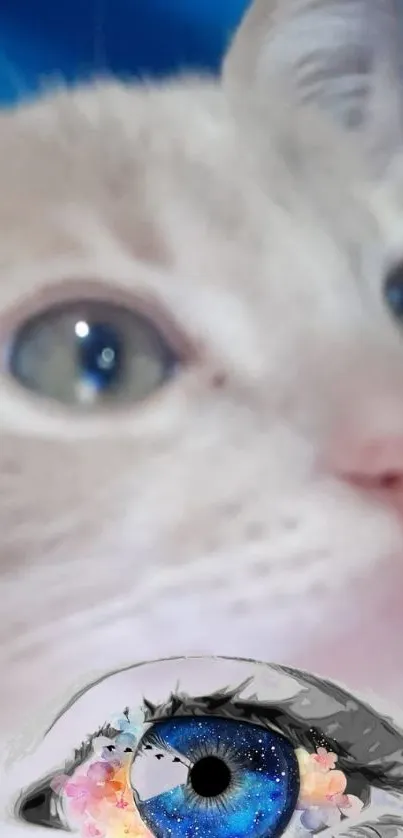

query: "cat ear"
left=223, top=0, right=403, bottom=160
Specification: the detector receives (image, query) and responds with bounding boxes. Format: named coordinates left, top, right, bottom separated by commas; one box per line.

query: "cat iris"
left=9, top=300, right=178, bottom=407
left=131, top=716, right=300, bottom=838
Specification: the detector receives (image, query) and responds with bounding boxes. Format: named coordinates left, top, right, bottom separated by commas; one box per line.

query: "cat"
left=1, top=0, right=403, bottom=769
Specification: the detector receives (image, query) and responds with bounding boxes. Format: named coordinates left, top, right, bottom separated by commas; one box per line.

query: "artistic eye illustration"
left=11, top=658, right=403, bottom=838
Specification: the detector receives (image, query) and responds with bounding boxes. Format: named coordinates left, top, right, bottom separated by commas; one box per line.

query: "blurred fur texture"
left=1, top=0, right=403, bottom=755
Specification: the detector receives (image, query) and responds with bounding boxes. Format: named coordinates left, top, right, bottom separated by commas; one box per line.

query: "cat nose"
left=317, top=332, right=403, bottom=499
left=320, top=351, right=403, bottom=496
left=326, top=435, right=403, bottom=494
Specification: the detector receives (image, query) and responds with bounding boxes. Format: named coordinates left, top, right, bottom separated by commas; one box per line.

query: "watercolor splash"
left=295, top=746, right=364, bottom=831
left=51, top=712, right=152, bottom=838
left=52, top=705, right=365, bottom=838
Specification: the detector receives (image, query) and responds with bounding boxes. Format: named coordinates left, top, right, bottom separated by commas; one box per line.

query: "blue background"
left=0, top=0, right=251, bottom=106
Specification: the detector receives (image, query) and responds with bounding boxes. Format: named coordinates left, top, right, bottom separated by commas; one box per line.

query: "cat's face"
left=1, top=0, right=403, bottom=753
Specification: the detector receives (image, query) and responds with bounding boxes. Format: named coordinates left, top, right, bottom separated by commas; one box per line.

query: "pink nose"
left=327, top=436, right=403, bottom=492
left=317, top=330, right=403, bottom=501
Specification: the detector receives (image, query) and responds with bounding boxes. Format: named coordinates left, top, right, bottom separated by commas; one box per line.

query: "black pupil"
left=78, top=322, right=123, bottom=391
left=189, top=756, right=231, bottom=798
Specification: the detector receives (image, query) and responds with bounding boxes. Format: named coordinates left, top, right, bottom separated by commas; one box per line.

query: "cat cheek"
left=292, top=557, right=403, bottom=701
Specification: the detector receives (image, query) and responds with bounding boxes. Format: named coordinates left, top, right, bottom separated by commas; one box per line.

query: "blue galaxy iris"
left=77, top=322, right=123, bottom=392
left=134, top=716, right=300, bottom=838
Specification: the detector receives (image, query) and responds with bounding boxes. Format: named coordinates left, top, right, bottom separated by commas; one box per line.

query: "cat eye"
left=8, top=300, right=179, bottom=409
left=14, top=657, right=403, bottom=838
left=384, top=264, right=403, bottom=320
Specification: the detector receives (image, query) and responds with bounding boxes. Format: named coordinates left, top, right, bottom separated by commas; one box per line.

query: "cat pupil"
left=77, top=322, right=123, bottom=392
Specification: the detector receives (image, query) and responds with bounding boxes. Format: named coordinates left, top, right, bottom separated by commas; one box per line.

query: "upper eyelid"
left=0, top=255, right=257, bottom=383
left=142, top=681, right=287, bottom=738
left=277, top=666, right=403, bottom=793
left=0, top=243, right=201, bottom=370
left=48, top=671, right=403, bottom=784
left=1, top=274, right=197, bottom=366
left=143, top=675, right=403, bottom=796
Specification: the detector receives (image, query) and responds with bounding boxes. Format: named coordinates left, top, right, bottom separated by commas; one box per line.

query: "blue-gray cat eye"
left=8, top=299, right=178, bottom=408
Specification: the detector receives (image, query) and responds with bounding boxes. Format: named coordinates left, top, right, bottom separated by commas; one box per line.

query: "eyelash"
left=141, top=681, right=338, bottom=757
left=65, top=720, right=123, bottom=775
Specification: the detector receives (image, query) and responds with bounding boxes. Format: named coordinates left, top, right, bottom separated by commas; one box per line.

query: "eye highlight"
left=8, top=300, right=179, bottom=409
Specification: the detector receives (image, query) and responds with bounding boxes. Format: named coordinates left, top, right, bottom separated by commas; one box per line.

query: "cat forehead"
left=0, top=80, right=376, bottom=201
left=0, top=80, right=392, bottom=272
left=0, top=81, right=239, bottom=201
